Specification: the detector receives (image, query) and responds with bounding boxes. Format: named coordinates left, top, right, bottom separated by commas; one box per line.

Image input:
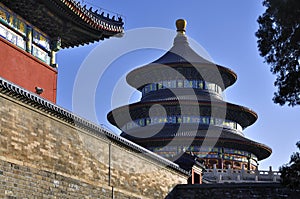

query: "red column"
left=192, top=169, right=194, bottom=184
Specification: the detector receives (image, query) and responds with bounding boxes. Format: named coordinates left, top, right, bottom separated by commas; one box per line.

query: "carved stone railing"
left=203, top=164, right=281, bottom=183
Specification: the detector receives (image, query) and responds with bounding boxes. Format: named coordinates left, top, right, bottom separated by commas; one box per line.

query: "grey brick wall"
left=166, top=183, right=300, bottom=199
left=0, top=93, right=187, bottom=199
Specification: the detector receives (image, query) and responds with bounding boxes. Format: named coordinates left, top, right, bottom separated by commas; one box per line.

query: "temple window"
left=198, top=80, right=204, bottom=89
left=177, top=116, right=182, bottom=123
left=32, top=44, right=50, bottom=64
left=177, top=80, right=183, bottom=88
left=0, top=3, right=56, bottom=66
left=157, top=81, right=163, bottom=89
left=123, top=115, right=243, bottom=134
left=171, top=80, right=176, bottom=88
left=149, top=83, right=156, bottom=92
left=142, top=79, right=223, bottom=95
left=234, top=162, right=241, bottom=167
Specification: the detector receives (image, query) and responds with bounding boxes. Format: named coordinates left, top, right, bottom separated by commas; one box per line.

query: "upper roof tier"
left=126, top=19, right=237, bottom=89
left=152, top=19, right=213, bottom=65
left=1, top=0, right=124, bottom=48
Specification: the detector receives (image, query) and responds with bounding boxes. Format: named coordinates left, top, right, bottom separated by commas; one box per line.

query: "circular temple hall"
left=107, top=19, right=272, bottom=171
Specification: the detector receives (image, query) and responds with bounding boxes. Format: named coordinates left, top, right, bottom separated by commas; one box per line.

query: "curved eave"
left=126, top=62, right=237, bottom=90
left=122, top=128, right=272, bottom=160
left=141, top=137, right=272, bottom=161
left=1, top=0, right=124, bottom=48
left=107, top=100, right=257, bottom=129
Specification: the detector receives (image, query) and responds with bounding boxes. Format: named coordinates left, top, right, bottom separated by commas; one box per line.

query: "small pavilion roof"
left=1, top=0, right=124, bottom=48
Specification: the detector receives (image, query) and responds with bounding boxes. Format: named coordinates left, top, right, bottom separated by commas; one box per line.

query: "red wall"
left=0, top=37, right=57, bottom=103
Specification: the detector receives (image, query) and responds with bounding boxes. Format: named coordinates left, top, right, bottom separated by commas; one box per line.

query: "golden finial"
left=176, top=19, right=187, bottom=34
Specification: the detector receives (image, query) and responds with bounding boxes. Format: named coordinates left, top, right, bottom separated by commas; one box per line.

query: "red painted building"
left=0, top=0, right=124, bottom=102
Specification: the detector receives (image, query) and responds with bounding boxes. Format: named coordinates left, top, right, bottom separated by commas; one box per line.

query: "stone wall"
left=0, top=86, right=188, bottom=199
left=0, top=159, right=115, bottom=199
left=166, top=183, right=300, bottom=199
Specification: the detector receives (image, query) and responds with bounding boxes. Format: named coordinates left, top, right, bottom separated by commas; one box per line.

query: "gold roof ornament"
left=176, top=19, right=187, bottom=34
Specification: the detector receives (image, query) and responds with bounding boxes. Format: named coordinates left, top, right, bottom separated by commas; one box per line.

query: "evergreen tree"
left=256, top=0, right=300, bottom=106
left=279, top=141, right=300, bottom=189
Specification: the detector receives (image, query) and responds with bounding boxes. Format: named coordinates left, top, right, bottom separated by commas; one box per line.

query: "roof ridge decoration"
left=0, top=77, right=188, bottom=175
left=61, top=0, right=124, bottom=32
left=152, top=19, right=212, bottom=65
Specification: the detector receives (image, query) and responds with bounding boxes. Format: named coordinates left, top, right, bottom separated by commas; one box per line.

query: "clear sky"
left=56, top=0, right=299, bottom=170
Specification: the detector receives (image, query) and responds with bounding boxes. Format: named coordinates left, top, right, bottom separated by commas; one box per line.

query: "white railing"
left=203, top=164, right=280, bottom=183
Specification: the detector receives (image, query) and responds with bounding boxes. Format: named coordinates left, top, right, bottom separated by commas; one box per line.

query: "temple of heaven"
left=107, top=19, right=272, bottom=170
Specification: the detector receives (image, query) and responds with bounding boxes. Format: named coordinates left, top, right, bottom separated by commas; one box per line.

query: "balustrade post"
left=255, top=166, right=259, bottom=175
left=268, top=166, right=274, bottom=180
left=241, top=164, right=245, bottom=179
left=217, top=174, right=222, bottom=183
left=213, top=164, right=217, bottom=175
left=268, top=166, right=273, bottom=174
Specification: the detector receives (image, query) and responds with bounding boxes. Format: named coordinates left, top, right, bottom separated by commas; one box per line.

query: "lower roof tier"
left=121, top=126, right=272, bottom=161
left=151, top=146, right=259, bottom=170
left=107, top=99, right=257, bottom=129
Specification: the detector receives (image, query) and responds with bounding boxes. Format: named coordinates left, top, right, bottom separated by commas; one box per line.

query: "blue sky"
left=56, top=0, right=299, bottom=170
